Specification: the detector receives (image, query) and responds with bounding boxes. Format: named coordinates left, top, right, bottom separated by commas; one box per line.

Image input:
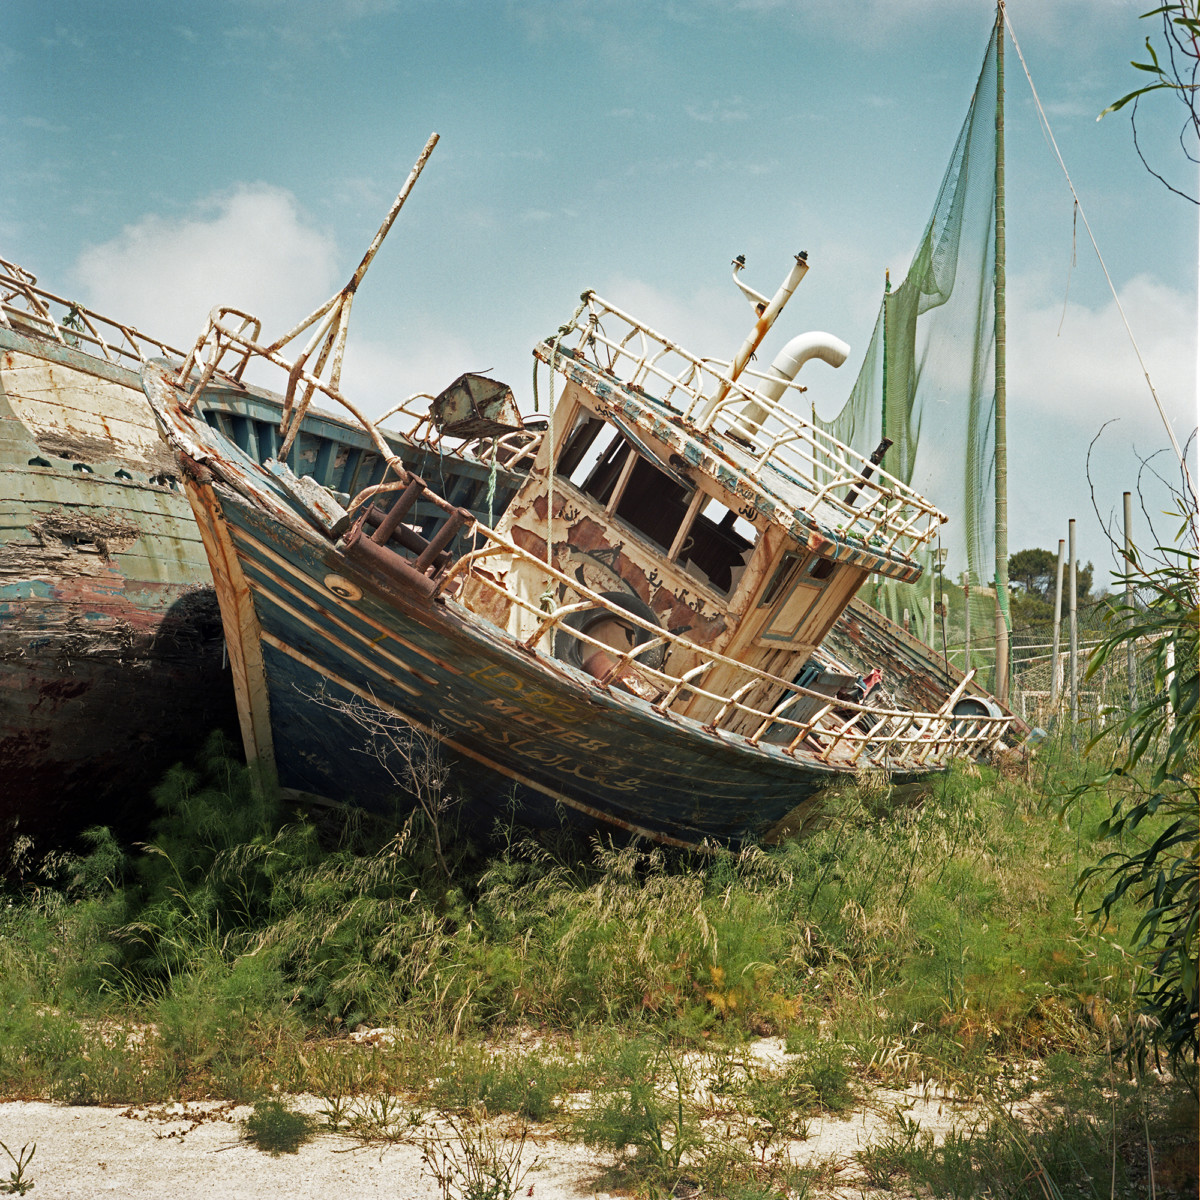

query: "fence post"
left=1050, top=538, right=1065, bottom=711
left=1069, top=519, right=1078, bottom=733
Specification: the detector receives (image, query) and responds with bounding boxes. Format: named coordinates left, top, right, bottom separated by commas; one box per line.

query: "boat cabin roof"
left=536, top=299, right=943, bottom=586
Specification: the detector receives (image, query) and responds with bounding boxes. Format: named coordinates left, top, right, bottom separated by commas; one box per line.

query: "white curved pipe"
left=731, top=330, right=850, bottom=441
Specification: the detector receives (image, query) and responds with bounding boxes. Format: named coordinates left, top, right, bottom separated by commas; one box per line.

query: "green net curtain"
left=817, top=30, right=1000, bottom=677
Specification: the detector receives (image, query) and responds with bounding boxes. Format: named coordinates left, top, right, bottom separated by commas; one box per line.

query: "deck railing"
left=442, top=527, right=1012, bottom=772
left=0, top=256, right=183, bottom=368
left=546, top=292, right=946, bottom=560
left=175, top=306, right=545, bottom=494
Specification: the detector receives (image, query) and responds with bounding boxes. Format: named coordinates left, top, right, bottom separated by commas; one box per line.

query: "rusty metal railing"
left=544, top=292, right=947, bottom=561
left=156, top=272, right=1005, bottom=771
left=441, top=527, right=1011, bottom=772
left=0, top=256, right=184, bottom=367
left=156, top=302, right=1006, bottom=770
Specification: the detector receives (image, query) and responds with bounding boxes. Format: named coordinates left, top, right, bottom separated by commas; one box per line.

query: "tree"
left=1100, top=2, right=1200, bottom=204
left=1008, top=548, right=1094, bottom=602
left=1008, top=547, right=1059, bottom=598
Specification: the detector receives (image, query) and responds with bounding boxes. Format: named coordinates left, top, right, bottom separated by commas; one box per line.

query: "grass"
left=0, top=1142, right=35, bottom=1196
left=0, top=727, right=1195, bottom=1197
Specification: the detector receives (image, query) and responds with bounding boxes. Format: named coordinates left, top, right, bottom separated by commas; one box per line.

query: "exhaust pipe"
left=729, top=330, right=850, bottom=443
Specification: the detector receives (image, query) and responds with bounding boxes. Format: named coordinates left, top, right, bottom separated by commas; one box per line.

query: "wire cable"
left=1000, top=1, right=1194, bottom=496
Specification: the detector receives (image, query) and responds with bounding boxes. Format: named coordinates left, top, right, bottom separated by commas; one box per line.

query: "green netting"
left=818, top=29, right=1001, bottom=680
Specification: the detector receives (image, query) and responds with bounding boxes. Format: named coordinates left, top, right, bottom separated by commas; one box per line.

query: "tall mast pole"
left=993, top=1, right=1011, bottom=703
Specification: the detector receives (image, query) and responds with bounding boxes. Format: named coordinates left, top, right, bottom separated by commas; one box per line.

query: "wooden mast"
left=993, top=0, right=1011, bottom=703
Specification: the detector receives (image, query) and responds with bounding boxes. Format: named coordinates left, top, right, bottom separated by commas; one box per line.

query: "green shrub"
left=242, top=1098, right=317, bottom=1155
left=571, top=1038, right=703, bottom=1190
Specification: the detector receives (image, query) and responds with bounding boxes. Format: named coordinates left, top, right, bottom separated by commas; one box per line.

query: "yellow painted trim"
left=184, top=480, right=277, bottom=789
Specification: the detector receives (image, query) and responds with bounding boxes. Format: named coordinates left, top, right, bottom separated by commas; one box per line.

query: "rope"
left=1001, top=3, right=1193, bottom=496
left=486, top=437, right=498, bottom=529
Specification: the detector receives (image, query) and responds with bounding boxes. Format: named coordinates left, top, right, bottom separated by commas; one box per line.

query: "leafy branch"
left=1066, top=487, right=1198, bottom=1079
left=1099, top=2, right=1200, bottom=203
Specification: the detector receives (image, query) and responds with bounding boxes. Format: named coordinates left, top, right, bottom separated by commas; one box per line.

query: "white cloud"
left=595, top=274, right=744, bottom=359
left=338, top=327, right=493, bottom=421
left=685, top=98, right=750, bottom=124
left=1008, top=273, right=1196, bottom=443
left=21, top=116, right=68, bottom=133
left=72, top=185, right=341, bottom=352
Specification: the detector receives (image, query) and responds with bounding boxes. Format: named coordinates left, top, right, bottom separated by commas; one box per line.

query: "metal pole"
left=1050, top=538, right=1065, bottom=710
left=1068, top=519, right=1078, bottom=729
left=993, top=4, right=1011, bottom=705
left=696, top=253, right=808, bottom=426
left=964, top=576, right=972, bottom=669
left=1124, top=491, right=1136, bottom=715
left=929, top=557, right=937, bottom=646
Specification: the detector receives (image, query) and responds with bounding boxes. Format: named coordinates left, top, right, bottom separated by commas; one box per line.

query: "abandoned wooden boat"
left=143, top=232, right=1014, bottom=847
left=0, top=255, right=535, bottom=854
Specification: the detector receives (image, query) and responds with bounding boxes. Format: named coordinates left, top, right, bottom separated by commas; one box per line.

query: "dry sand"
left=0, top=1078, right=964, bottom=1200
left=0, top=1032, right=970, bottom=1199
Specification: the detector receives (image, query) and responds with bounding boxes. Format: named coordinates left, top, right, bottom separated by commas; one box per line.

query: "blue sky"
left=4, top=0, right=1196, bottom=578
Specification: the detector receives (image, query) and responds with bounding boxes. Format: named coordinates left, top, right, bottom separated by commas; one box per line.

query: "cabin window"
left=760, top=552, right=803, bottom=607
left=556, top=415, right=760, bottom=597
left=760, top=550, right=835, bottom=607
left=556, top=411, right=605, bottom=481
left=671, top=495, right=756, bottom=594
left=558, top=422, right=630, bottom=506
left=614, top=455, right=694, bottom=552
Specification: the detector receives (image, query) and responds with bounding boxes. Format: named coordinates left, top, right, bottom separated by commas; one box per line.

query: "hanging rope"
left=486, top=436, right=498, bottom=530
left=1001, top=4, right=1193, bottom=496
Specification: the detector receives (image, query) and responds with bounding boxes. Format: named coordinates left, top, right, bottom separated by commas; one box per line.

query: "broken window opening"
left=572, top=429, right=630, bottom=507
left=557, top=415, right=759, bottom=597
left=614, top=454, right=695, bottom=552
left=674, top=494, right=756, bottom=595
left=556, top=409, right=604, bottom=480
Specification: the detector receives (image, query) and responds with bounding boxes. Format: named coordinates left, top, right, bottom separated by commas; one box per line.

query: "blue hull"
left=220, top=490, right=852, bottom=847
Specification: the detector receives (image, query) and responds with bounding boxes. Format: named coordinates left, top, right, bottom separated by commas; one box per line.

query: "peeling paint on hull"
left=0, top=328, right=238, bottom=854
